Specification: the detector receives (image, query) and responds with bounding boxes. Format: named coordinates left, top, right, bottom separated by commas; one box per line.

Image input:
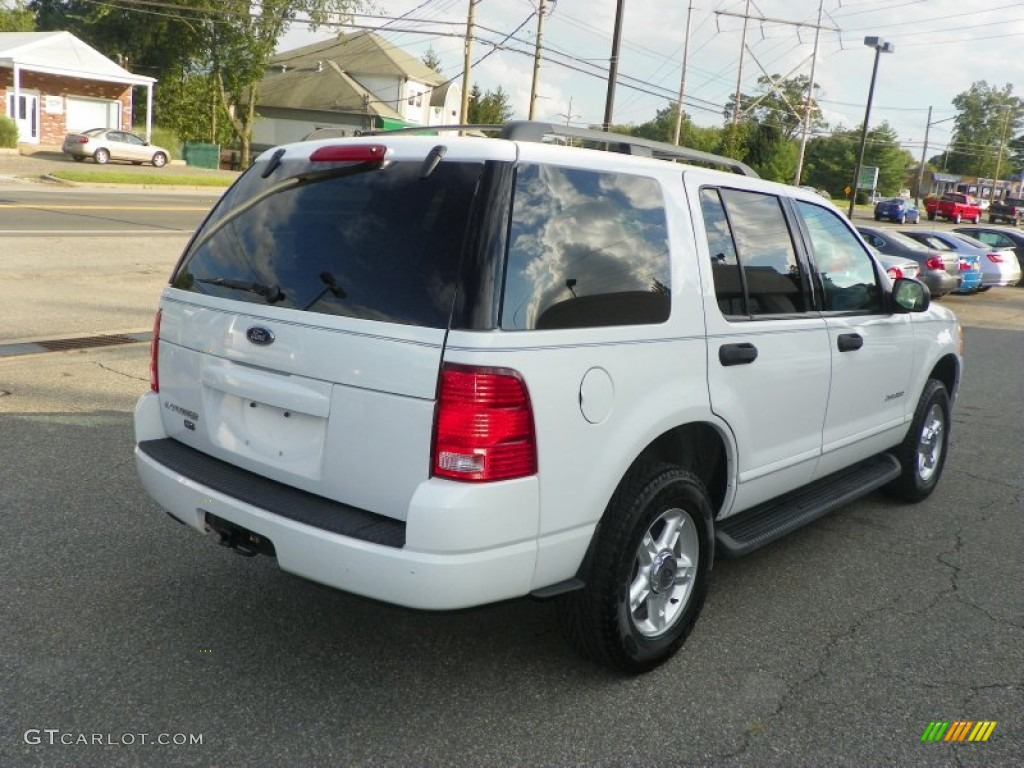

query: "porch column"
left=12, top=62, right=19, bottom=141
left=146, top=83, right=153, bottom=142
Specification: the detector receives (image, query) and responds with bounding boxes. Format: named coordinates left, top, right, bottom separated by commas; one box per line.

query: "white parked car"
left=61, top=128, right=170, bottom=167
left=134, top=123, right=962, bottom=673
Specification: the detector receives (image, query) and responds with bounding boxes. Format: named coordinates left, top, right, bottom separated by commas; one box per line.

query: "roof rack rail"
left=499, top=121, right=758, bottom=177
left=352, top=120, right=758, bottom=178
left=355, top=124, right=504, bottom=136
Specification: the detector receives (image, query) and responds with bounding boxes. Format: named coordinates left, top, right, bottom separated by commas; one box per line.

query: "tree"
left=467, top=85, right=512, bottom=124
left=31, top=1, right=364, bottom=164
left=947, top=81, right=1024, bottom=179
left=0, top=1, right=34, bottom=31
left=421, top=47, right=443, bottom=74
left=803, top=122, right=911, bottom=198
left=724, top=74, right=826, bottom=142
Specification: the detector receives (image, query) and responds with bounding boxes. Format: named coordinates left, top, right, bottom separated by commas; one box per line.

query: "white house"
left=254, top=32, right=461, bottom=150
left=0, top=31, right=155, bottom=145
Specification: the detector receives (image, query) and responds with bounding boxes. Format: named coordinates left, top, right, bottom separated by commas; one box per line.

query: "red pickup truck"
left=925, top=192, right=983, bottom=224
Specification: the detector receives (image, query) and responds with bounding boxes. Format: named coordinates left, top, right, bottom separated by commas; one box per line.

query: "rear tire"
left=72, top=155, right=85, bottom=162
left=558, top=464, right=714, bottom=674
left=93, top=148, right=110, bottom=165
left=885, top=379, right=950, bottom=502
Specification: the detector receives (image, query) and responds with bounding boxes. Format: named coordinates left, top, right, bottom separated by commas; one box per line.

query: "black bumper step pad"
left=715, top=453, right=901, bottom=558
left=138, top=438, right=406, bottom=549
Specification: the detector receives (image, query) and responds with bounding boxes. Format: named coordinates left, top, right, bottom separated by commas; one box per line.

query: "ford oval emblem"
left=246, top=326, right=275, bottom=346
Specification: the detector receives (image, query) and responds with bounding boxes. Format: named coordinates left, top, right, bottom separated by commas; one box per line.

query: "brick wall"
left=0, top=68, right=131, bottom=144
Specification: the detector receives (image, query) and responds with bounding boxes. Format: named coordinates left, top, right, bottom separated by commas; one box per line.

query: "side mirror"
left=891, top=278, right=930, bottom=313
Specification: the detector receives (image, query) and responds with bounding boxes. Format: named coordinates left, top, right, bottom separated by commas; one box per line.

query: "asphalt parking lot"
left=1, top=174, right=1021, bottom=767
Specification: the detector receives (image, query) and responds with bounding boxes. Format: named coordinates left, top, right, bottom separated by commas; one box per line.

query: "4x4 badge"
left=246, top=326, right=275, bottom=346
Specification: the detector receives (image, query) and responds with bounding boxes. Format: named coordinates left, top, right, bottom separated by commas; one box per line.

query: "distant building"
left=0, top=31, right=155, bottom=145
left=254, top=32, right=461, bottom=151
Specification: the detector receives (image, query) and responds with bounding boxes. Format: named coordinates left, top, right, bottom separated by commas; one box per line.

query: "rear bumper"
left=921, top=271, right=960, bottom=297
left=981, top=267, right=1022, bottom=287
left=133, top=392, right=543, bottom=610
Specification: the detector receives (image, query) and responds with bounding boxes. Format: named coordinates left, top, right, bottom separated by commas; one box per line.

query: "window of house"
left=501, top=164, right=671, bottom=330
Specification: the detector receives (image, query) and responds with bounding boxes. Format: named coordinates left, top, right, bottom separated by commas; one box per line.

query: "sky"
left=278, top=0, right=1024, bottom=161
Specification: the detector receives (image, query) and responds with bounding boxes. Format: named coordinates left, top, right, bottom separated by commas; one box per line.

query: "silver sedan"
left=61, top=128, right=170, bottom=167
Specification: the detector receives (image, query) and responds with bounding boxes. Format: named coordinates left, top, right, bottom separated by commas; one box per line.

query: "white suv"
left=134, top=123, right=962, bottom=673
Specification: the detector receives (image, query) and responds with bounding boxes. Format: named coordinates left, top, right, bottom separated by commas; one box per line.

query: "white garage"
left=65, top=96, right=122, bottom=132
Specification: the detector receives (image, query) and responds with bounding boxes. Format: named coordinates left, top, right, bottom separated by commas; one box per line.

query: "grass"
left=50, top=169, right=235, bottom=187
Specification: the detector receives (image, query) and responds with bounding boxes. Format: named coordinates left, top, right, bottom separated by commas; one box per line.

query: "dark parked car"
left=874, top=197, right=920, bottom=224
left=856, top=226, right=959, bottom=297
left=953, top=226, right=1024, bottom=274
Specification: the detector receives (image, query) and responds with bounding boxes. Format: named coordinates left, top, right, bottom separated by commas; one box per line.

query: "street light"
left=848, top=36, right=894, bottom=218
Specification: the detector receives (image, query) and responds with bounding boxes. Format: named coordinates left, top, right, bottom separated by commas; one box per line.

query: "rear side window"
left=700, top=187, right=808, bottom=317
left=501, top=164, right=671, bottom=330
left=172, top=159, right=483, bottom=328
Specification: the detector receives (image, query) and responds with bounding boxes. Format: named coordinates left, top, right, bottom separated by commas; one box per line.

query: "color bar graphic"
left=921, top=721, right=996, bottom=742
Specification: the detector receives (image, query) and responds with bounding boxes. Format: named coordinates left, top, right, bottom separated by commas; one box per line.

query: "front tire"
left=558, top=464, right=714, bottom=674
left=152, top=152, right=167, bottom=168
left=886, top=379, right=950, bottom=502
left=927, top=212, right=936, bottom=221
left=953, top=212, right=962, bottom=224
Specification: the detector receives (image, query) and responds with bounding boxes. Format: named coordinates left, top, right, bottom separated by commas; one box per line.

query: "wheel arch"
left=929, top=352, right=960, bottom=402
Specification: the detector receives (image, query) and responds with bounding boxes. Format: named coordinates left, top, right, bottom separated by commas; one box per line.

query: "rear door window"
left=500, top=164, right=671, bottom=330
left=173, top=159, right=484, bottom=329
left=700, top=187, right=810, bottom=317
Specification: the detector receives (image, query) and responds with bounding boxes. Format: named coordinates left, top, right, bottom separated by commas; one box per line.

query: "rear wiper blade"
left=196, top=277, right=285, bottom=303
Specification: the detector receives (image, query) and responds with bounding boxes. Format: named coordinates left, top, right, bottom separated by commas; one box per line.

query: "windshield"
left=172, top=157, right=484, bottom=328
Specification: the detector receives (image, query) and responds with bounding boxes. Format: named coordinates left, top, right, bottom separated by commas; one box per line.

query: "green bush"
left=0, top=116, right=18, bottom=148
left=133, top=124, right=182, bottom=160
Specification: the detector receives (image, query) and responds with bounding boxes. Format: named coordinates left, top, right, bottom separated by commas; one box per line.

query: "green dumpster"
left=182, top=142, right=220, bottom=170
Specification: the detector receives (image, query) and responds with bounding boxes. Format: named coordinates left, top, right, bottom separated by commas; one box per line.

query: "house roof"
left=270, top=32, right=445, bottom=86
left=257, top=59, right=404, bottom=120
left=0, top=31, right=155, bottom=86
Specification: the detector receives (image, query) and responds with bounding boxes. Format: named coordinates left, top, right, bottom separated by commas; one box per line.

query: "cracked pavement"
left=1, top=265, right=1021, bottom=765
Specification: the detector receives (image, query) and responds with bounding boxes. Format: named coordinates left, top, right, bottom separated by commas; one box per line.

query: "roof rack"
left=355, top=120, right=758, bottom=178
left=500, top=121, right=758, bottom=177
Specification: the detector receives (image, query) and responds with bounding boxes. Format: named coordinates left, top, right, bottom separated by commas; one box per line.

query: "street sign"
left=856, top=166, right=879, bottom=191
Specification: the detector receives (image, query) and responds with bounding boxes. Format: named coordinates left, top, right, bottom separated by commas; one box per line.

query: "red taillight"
left=986, top=252, right=1004, bottom=263
left=149, top=310, right=162, bottom=392
left=309, top=144, right=387, bottom=163
left=887, top=266, right=904, bottom=280
left=925, top=256, right=944, bottom=271
left=432, top=364, right=537, bottom=482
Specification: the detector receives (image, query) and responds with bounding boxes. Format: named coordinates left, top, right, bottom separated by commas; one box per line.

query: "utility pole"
left=915, top=106, right=933, bottom=208
left=602, top=0, right=625, bottom=131
left=460, top=0, right=476, bottom=123
left=672, top=1, right=694, bottom=145
left=714, top=6, right=838, bottom=159
left=991, top=106, right=1012, bottom=202
left=556, top=97, right=579, bottom=127
left=528, top=0, right=547, bottom=119
left=793, top=0, right=823, bottom=185
left=731, top=0, right=751, bottom=130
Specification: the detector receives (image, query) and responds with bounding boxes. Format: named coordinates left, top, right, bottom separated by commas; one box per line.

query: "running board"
left=715, top=453, right=901, bottom=558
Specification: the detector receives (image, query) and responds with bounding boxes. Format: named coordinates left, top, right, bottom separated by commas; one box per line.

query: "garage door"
left=66, top=97, right=121, bottom=132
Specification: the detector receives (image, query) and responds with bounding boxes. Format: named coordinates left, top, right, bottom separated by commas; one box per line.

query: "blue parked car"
left=874, top=197, right=920, bottom=224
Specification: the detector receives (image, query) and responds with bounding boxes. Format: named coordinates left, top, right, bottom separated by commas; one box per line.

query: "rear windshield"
left=172, top=158, right=483, bottom=328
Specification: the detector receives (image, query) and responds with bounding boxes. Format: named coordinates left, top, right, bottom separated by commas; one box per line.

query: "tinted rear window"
left=172, top=159, right=483, bottom=328
left=501, top=164, right=670, bottom=330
